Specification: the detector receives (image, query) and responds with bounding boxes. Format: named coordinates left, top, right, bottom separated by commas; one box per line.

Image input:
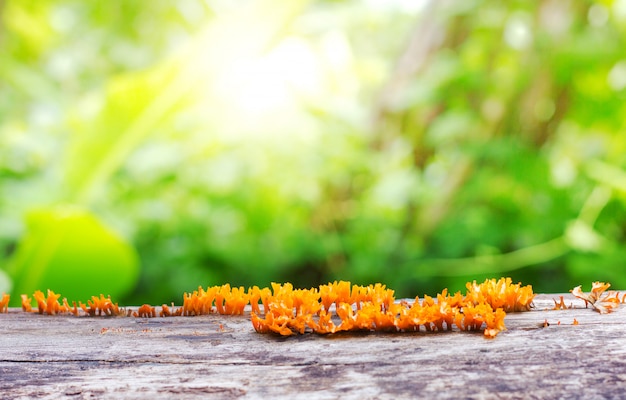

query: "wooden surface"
left=1, top=293, right=625, bottom=399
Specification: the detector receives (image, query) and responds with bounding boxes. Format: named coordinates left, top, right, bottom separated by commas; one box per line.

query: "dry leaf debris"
left=570, top=282, right=624, bottom=314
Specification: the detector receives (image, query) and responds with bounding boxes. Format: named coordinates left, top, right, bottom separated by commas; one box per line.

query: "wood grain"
left=1, top=294, right=625, bottom=399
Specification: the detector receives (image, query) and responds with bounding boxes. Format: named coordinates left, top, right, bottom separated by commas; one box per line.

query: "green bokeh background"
left=2, top=0, right=626, bottom=305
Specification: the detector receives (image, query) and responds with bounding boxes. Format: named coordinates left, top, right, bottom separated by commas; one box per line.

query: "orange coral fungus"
left=249, top=286, right=270, bottom=314
left=570, top=282, right=621, bottom=314
left=0, top=293, right=9, bottom=313
left=14, top=284, right=255, bottom=318
left=465, top=277, right=534, bottom=312
left=218, top=284, right=250, bottom=315
left=33, top=290, right=63, bottom=315
left=251, top=278, right=529, bottom=338
left=18, top=290, right=123, bottom=317
left=9, top=278, right=535, bottom=339
left=159, top=303, right=182, bottom=317
left=134, top=304, right=156, bottom=318
left=21, top=294, right=32, bottom=312
left=552, top=296, right=570, bottom=310
left=79, top=294, right=124, bottom=316
left=177, top=284, right=254, bottom=316
left=63, top=298, right=79, bottom=316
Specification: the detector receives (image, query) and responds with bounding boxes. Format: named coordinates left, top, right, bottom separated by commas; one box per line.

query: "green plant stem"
left=413, top=236, right=570, bottom=277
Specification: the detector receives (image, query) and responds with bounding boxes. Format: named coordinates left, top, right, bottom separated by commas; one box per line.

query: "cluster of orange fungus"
left=0, top=293, right=9, bottom=313
left=251, top=278, right=533, bottom=338
left=16, top=284, right=265, bottom=319
left=181, top=284, right=265, bottom=316
left=80, top=294, right=126, bottom=316
left=10, top=278, right=534, bottom=339
left=20, top=290, right=75, bottom=316
left=465, top=277, right=534, bottom=312
left=134, top=304, right=156, bottom=318
left=21, top=290, right=126, bottom=317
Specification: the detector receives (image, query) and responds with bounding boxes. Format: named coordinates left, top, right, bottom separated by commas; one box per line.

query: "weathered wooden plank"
left=0, top=294, right=625, bottom=399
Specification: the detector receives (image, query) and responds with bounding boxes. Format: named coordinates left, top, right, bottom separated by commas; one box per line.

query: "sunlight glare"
left=212, top=37, right=321, bottom=118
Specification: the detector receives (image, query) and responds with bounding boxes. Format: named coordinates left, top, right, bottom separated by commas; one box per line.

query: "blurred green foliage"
left=2, top=0, right=626, bottom=305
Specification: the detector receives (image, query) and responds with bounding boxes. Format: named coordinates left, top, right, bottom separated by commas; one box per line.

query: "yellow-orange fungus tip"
left=0, top=293, right=9, bottom=313
left=21, top=294, right=32, bottom=312
left=552, top=296, right=568, bottom=310
left=465, top=278, right=534, bottom=312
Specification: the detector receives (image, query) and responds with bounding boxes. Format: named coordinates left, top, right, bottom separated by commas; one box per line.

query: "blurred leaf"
left=0, top=269, right=10, bottom=294
left=411, top=237, right=570, bottom=278
left=64, top=60, right=189, bottom=204
left=6, top=206, right=139, bottom=305
left=564, top=219, right=606, bottom=252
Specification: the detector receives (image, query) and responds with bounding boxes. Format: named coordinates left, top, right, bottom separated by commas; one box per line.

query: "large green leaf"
left=7, top=206, right=139, bottom=305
